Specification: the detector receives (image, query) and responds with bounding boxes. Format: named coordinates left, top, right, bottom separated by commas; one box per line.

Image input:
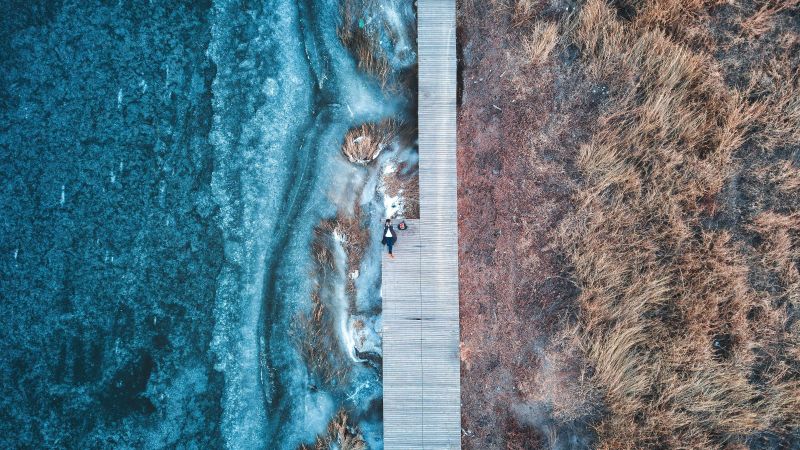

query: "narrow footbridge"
left=382, top=0, right=460, bottom=448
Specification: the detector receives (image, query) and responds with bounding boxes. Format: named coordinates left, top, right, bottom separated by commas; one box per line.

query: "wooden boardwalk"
left=382, top=0, right=460, bottom=448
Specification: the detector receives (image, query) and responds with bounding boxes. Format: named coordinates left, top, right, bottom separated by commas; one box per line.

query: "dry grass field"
left=458, top=0, right=800, bottom=448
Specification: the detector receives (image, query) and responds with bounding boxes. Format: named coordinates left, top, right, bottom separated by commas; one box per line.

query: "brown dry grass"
left=739, top=0, right=800, bottom=38
left=487, top=0, right=544, bottom=27
left=299, top=410, right=367, bottom=450
left=550, top=0, right=800, bottom=447
left=333, top=206, right=370, bottom=295
left=754, top=160, right=800, bottom=194
left=293, top=288, right=347, bottom=387
left=338, top=0, right=391, bottom=86
left=522, top=22, right=559, bottom=65
left=634, top=0, right=722, bottom=50
left=459, top=0, right=800, bottom=445
left=507, top=20, right=563, bottom=97
left=341, top=119, right=398, bottom=165
left=382, top=159, right=420, bottom=219
left=748, top=57, right=800, bottom=150
left=294, top=213, right=368, bottom=387
left=312, top=220, right=336, bottom=270
left=512, top=0, right=542, bottom=27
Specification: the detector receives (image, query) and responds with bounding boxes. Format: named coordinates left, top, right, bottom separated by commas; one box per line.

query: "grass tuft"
left=341, top=119, right=398, bottom=165
left=338, top=0, right=392, bottom=86
left=521, top=22, right=559, bottom=66
left=300, top=409, right=367, bottom=450
left=334, top=206, right=370, bottom=295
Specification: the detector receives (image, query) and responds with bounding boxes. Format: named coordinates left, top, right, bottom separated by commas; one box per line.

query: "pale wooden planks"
left=382, top=219, right=424, bottom=448
left=383, top=0, right=460, bottom=448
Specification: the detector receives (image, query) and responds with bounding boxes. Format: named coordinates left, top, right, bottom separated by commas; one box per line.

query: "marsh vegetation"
left=341, top=119, right=399, bottom=165
left=458, top=0, right=800, bottom=447
left=290, top=0, right=419, bottom=446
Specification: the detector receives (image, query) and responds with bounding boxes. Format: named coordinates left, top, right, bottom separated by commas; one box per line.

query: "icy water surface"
left=1, top=0, right=416, bottom=448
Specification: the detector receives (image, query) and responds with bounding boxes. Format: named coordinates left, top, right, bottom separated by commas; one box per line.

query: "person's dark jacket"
left=381, top=225, right=397, bottom=245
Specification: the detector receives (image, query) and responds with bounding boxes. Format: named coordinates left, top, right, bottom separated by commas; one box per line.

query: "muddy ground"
left=456, top=1, right=599, bottom=447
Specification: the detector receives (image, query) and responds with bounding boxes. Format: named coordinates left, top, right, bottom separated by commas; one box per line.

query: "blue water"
left=0, top=0, right=416, bottom=448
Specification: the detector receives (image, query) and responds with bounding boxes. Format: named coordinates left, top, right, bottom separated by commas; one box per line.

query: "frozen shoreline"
left=207, top=0, right=416, bottom=448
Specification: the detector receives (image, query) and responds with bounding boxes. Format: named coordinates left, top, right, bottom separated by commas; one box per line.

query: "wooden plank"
left=382, top=0, right=460, bottom=448
left=382, top=220, right=424, bottom=449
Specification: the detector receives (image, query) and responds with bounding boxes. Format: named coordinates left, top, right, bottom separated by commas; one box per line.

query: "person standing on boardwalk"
left=382, top=219, right=397, bottom=259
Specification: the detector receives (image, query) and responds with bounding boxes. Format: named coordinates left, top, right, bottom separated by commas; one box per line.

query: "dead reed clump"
left=634, top=0, right=722, bottom=50
left=506, top=20, right=561, bottom=97
left=333, top=206, right=370, bottom=294
left=337, top=0, right=391, bottom=86
left=293, top=290, right=347, bottom=387
left=296, top=206, right=372, bottom=387
left=574, top=0, right=626, bottom=79
left=312, top=220, right=337, bottom=269
left=351, top=27, right=391, bottom=84
left=341, top=119, right=397, bottom=165
left=300, top=409, right=367, bottom=450
left=555, top=0, right=800, bottom=446
left=519, top=21, right=559, bottom=67
left=294, top=220, right=349, bottom=387
left=512, top=0, right=542, bottom=27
